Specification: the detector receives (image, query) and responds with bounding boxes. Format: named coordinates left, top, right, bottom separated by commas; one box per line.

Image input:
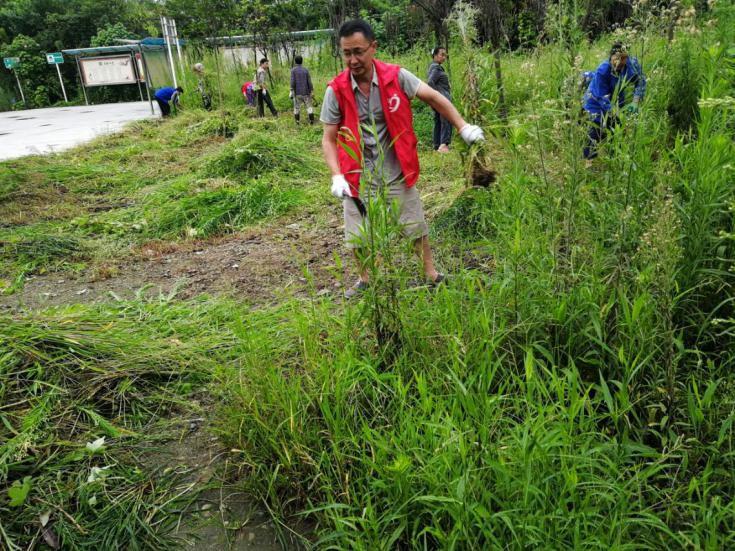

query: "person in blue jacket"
left=583, top=43, right=646, bottom=160
left=154, top=86, right=183, bottom=117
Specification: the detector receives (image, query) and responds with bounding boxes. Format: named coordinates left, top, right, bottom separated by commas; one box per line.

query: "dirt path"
left=148, top=414, right=303, bottom=550
left=0, top=210, right=344, bottom=312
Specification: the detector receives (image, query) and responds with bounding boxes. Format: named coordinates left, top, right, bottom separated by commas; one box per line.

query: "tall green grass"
left=209, top=10, right=735, bottom=549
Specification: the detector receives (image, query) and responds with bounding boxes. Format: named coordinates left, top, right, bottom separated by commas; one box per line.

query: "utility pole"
left=161, top=16, right=178, bottom=88
left=171, top=18, right=184, bottom=69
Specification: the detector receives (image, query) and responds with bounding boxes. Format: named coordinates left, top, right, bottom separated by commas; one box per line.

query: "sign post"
left=3, top=57, right=25, bottom=105
left=46, top=52, right=68, bottom=102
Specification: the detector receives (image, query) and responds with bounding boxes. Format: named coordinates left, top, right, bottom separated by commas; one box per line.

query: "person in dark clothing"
left=154, top=86, right=183, bottom=117
left=290, top=55, right=315, bottom=124
left=427, top=47, right=452, bottom=152
left=582, top=42, right=646, bottom=161
left=255, top=58, right=278, bottom=117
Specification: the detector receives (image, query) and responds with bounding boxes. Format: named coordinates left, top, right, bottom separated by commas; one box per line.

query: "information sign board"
left=79, top=55, right=136, bottom=87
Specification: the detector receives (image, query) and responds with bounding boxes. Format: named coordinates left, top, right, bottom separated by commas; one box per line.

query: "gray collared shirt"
left=320, top=66, right=422, bottom=186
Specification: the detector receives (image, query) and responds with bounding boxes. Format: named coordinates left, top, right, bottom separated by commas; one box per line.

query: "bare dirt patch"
left=0, top=210, right=344, bottom=312
left=146, top=412, right=300, bottom=550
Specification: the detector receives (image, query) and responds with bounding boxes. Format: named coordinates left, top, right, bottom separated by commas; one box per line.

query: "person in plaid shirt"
left=290, top=55, right=315, bottom=125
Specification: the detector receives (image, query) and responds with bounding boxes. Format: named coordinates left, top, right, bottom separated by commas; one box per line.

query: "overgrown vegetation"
left=2, top=2, right=735, bottom=549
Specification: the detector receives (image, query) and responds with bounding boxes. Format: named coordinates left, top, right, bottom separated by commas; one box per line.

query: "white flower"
left=87, top=466, right=111, bottom=483
left=85, top=436, right=106, bottom=454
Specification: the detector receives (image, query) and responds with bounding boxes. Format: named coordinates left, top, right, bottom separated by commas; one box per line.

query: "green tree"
left=90, top=22, right=136, bottom=47
left=0, top=34, right=52, bottom=106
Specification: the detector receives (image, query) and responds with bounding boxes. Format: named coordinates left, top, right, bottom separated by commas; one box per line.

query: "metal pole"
left=172, top=18, right=183, bottom=68
left=55, top=63, right=68, bottom=102
left=13, top=68, right=26, bottom=105
left=75, top=55, right=89, bottom=105
left=161, top=16, right=178, bottom=88
left=139, top=46, right=155, bottom=116
left=132, top=52, right=144, bottom=102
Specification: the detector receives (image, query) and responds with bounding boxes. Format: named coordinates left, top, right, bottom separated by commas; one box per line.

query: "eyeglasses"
left=342, top=46, right=372, bottom=59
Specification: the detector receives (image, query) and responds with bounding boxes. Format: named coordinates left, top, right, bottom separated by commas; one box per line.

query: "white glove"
left=459, top=124, right=485, bottom=145
left=289, top=90, right=293, bottom=99
left=330, top=174, right=352, bottom=199
left=262, top=89, right=267, bottom=96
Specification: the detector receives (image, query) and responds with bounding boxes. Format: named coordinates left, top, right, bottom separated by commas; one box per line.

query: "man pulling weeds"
left=321, top=19, right=485, bottom=298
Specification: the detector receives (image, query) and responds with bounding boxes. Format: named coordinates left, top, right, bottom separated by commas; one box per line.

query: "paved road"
left=0, top=102, right=159, bottom=161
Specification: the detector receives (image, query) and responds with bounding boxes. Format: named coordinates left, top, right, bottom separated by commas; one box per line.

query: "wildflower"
left=87, top=466, right=111, bottom=483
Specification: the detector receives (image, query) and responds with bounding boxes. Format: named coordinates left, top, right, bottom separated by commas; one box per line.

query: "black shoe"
left=430, top=273, right=447, bottom=287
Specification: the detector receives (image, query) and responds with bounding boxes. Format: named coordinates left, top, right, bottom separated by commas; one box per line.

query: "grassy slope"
left=2, top=7, right=735, bottom=549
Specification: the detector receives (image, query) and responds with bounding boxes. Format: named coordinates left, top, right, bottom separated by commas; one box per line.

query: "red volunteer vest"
left=328, top=59, right=420, bottom=196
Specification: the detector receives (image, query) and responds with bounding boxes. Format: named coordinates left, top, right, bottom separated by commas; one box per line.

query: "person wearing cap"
left=427, top=46, right=452, bottom=153
left=154, top=86, right=183, bottom=117
left=193, top=63, right=212, bottom=110
left=255, top=58, right=278, bottom=118
left=583, top=42, right=646, bottom=160
left=320, top=19, right=485, bottom=298
left=290, top=55, right=315, bottom=125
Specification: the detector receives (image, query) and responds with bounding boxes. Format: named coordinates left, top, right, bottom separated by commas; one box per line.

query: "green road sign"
left=3, top=57, right=20, bottom=69
left=46, top=52, right=64, bottom=64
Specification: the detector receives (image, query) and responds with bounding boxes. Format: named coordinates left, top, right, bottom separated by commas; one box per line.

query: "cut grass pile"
left=0, top=298, right=247, bottom=549
left=0, top=110, right=327, bottom=292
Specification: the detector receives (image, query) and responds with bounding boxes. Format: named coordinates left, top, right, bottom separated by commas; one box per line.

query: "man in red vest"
left=320, top=19, right=485, bottom=298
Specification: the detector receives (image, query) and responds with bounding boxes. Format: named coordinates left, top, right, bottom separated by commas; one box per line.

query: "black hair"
left=295, top=55, right=303, bottom=65
left=259, top=58, right=268, bottom=65
left=609, top=42, right=627, bottom=57
left=338, top=19, right=375, bottom=42
left=175, top=86, right=183, bottom=93
left=431, top=46, right=446, bottom=57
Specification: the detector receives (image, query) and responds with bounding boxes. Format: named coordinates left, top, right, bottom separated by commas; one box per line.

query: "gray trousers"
left=433, top=110, right=452, bottom=149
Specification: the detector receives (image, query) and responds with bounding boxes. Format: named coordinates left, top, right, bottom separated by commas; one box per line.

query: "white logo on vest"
left=388, top=94, right=401, bottom=113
